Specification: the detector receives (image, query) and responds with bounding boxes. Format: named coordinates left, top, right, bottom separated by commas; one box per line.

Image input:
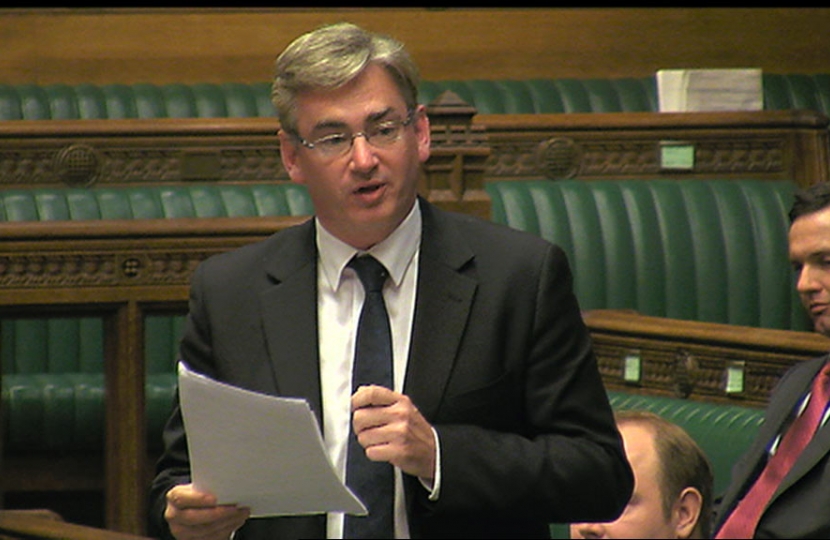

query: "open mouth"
left=355, top=184, right=383, bottom=195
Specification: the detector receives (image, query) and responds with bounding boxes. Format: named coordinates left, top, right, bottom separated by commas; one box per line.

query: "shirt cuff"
left=418, top=427, right=441, bottom=501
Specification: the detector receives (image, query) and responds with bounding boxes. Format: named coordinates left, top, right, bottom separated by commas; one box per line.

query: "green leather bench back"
left=2, top=316, right=188, bottom=453
left=0, top=184, right=313, bottom=221
left=420, top=74, right=829, bottom=115
left=763, top=73, right=830, bottom=113
left=485, top=178, right=811, bottom=331
left=1, top=183, right=313, bottom=452
left=1, top=74, right=828, bottom=119
left=0, top=82, right=277, bottom=120
left=418, top=78, right=658, bottom=114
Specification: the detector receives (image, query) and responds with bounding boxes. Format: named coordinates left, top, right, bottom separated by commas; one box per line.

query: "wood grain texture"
left=1, top=8, right=829, bottom=85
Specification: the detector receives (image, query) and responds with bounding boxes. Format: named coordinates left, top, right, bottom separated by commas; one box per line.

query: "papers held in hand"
left=177, top=361, right=367, bottom=517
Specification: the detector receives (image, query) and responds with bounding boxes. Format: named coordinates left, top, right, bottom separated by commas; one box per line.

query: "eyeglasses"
left=293, top=110, right=415, bottom=158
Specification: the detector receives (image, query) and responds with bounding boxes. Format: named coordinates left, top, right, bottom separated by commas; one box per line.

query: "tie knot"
left=349, top=255, right=388, bottom=293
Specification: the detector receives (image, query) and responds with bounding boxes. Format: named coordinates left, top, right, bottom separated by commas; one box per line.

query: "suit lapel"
left=404, top=201, right=477, bottom=421
left=258, top=220, right=325, bottom=425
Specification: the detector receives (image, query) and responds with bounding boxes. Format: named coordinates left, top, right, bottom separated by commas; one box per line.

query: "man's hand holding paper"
left=176, top=362, right=366, bottom=518
left=164, top=484, right=250, bottom=540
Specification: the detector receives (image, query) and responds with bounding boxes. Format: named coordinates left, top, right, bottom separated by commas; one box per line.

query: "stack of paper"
left=177, top=361, right=366, bottom=517
left=656, top=68, right=763, bottom=112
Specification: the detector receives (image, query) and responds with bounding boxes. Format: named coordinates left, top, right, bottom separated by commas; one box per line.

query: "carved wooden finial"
left=420, top=91, right=491, bottom=219
left=425, top=90, right=478, bottom=119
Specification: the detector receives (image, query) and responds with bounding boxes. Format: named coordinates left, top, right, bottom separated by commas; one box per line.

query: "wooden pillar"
left=104, top=301, right=146, bottom=535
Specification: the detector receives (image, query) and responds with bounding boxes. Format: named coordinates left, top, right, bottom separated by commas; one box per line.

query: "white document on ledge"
left=177, top=361, right=367, bottom=518
left=656, top=68, right=763, bottom=112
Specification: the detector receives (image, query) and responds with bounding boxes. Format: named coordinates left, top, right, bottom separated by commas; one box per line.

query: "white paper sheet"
left=656, top=68, right=763, bottom=112
left=177, top=361, right=367, bottom=517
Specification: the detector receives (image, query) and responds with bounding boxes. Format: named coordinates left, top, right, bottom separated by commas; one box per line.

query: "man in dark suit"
left=148, top=22, right=633, bottom=540
left=713, top=181, right=830, bottom=539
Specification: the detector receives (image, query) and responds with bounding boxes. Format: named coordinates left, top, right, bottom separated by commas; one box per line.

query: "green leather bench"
left=419, top=73, right=830, bottom=115
left=1, top=184, right=313, bottom=454
left=0, top=82, right=277, bottom=120
left=419, top=78, right=658, bottom=114
left=1, top=74, right=828, bottom=119
left=485, top=178, right=811, bottom=332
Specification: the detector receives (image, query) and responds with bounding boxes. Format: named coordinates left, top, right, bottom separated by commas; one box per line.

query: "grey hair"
left=271, top=22, right=420, bottom=133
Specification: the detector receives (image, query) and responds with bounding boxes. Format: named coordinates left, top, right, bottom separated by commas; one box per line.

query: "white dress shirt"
left=316, top=200, right=439, bottom=538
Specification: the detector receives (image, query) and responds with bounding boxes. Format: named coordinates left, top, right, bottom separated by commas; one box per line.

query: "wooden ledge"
left=477, top=109, right=830, bottom=132
left=583, top=309, right=830, bottom=356
left=0, top=510, right=154, bottom=540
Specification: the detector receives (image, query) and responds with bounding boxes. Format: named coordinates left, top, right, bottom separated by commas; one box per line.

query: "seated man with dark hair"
left=714, top=181, right=830, bottom=539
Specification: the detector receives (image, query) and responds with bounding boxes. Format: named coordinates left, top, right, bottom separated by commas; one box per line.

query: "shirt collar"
left=317, top=199, right=422, bottom=291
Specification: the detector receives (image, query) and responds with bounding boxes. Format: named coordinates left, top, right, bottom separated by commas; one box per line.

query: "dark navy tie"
left=344, top=255, right=395, bottom=539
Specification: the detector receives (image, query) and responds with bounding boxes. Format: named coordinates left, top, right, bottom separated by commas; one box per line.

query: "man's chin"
left=813, top=317, right=830, bottom=339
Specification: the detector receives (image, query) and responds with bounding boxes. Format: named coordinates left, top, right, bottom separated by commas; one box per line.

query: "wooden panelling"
left=1, top=8, right=830, bottom=85
left=4, top=107, right=825, bottom=192
left=479, top=109, right=830, bottom=188
left=585, top=309, right=830, bottom=409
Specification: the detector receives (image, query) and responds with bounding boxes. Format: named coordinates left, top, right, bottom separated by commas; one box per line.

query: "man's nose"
left=349, top=134, right=378, bottom=168
left=796, top=264, right=821, bottom=294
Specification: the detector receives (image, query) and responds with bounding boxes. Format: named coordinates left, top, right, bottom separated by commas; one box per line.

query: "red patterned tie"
left=716, top=361, right=830, bottom=539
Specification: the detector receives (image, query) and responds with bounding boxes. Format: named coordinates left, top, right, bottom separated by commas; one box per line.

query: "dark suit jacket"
left=714, top=354, right=830, bottom=539
left=149, top=199, right=632, bottom=539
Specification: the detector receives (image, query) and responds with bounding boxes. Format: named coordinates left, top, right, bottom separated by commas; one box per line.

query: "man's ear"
left=278, top=129, right=304, bottom=184
left=412, top=105, right=431, bottom=163
left=673, top=487, right=703, bottom=539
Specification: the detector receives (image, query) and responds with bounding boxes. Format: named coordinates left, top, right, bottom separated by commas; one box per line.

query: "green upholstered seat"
left=0, top=184, right=313, bottom=221
left=2, top=75, right=828, bottom=120
left=485, top=178, right=811, bottom=332
left=0, top=82, right=278, bottom=120
left=419, top=78, right=657, bottom=114
left=1, top=183, right=312, bottom=453
left=763, top=73, right=830, bottom=113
